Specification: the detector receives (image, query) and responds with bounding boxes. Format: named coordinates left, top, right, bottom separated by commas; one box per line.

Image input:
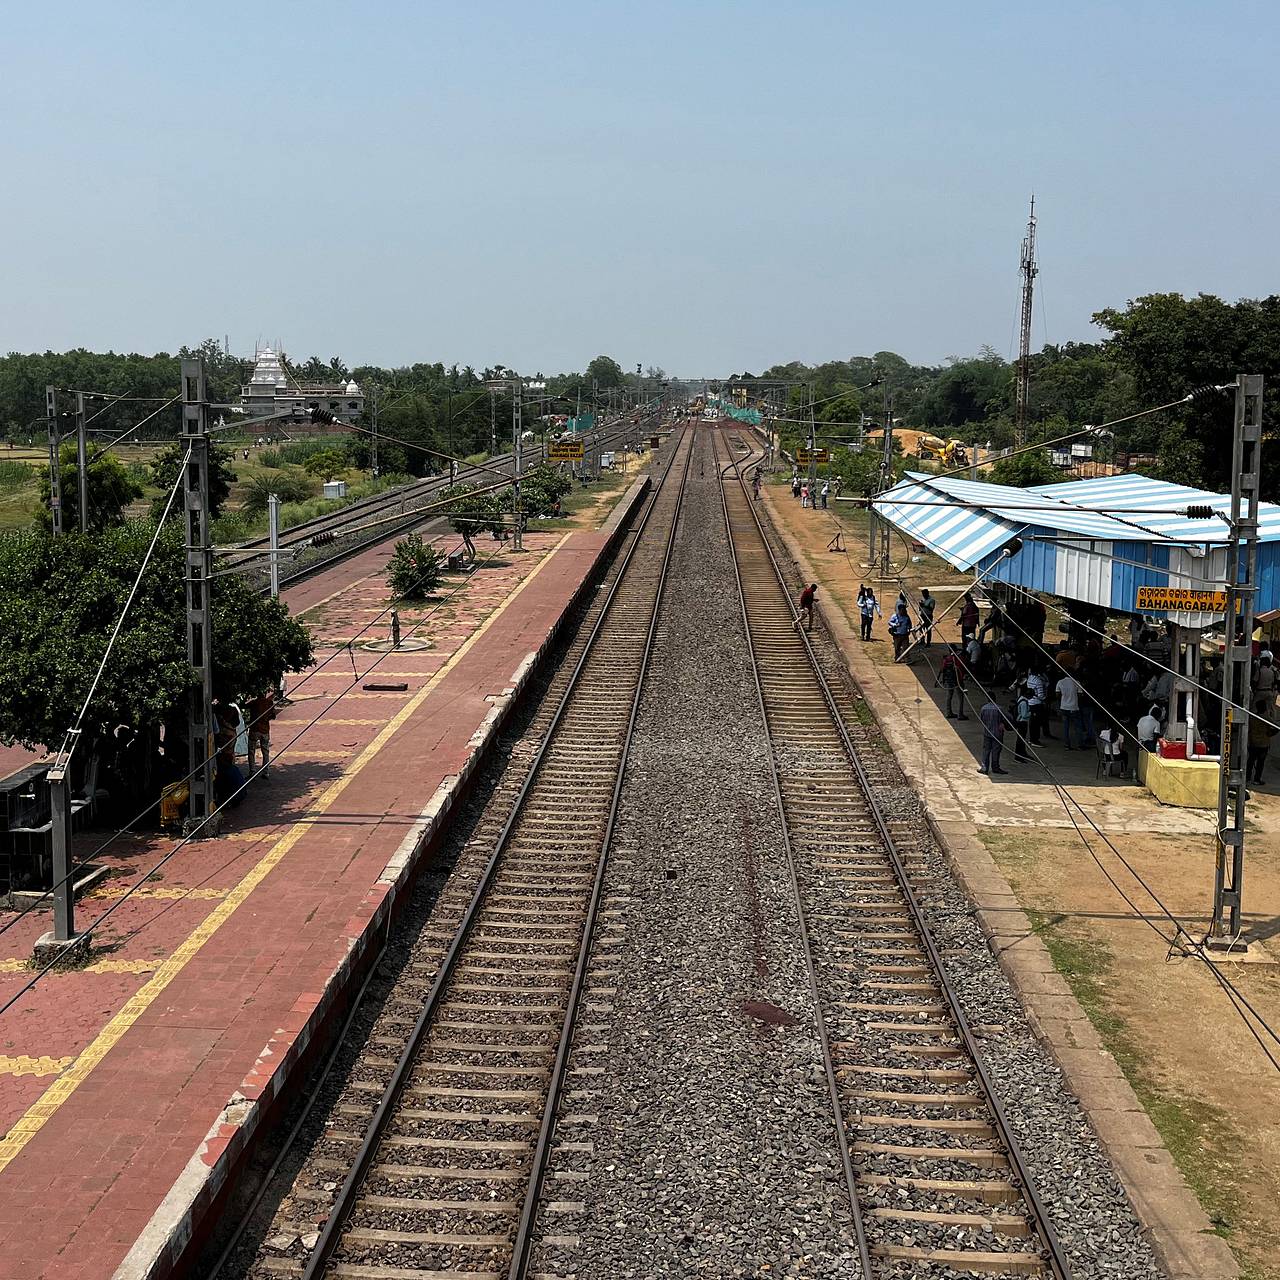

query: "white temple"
left=238, top=347, right=364, bottom=422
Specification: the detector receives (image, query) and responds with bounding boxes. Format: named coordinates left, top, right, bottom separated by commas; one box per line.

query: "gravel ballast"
left=529, top=431, right=859, bottom=1278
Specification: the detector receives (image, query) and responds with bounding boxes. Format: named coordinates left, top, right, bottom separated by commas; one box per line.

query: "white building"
left=238, top=347, right=363, bottom=422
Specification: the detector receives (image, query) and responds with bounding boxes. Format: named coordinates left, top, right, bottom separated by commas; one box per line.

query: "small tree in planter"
left=387, top=533, right=444, bottom=599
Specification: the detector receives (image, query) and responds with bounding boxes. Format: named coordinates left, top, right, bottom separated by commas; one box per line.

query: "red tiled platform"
left=0, top=480, right=647, bottom=1280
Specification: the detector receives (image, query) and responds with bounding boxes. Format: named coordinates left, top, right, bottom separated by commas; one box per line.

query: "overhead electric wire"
left=753, top=435, right=1280, bottom=1069
left=0, top=533, right=515, bottom=1017
left=0, top=529, right=490, bottom=944
left=878, top=560, right=1280, bottom=1070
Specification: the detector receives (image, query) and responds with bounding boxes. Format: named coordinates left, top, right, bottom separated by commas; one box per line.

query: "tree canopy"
left=0, top=523, right=312, bottom=751
left=37, top=442, right=144, bottom=531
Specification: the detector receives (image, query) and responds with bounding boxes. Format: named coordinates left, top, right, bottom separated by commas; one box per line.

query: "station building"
left=238, top=346, right=364, bottom=422
left=874, top=470, right=1280, bottom=802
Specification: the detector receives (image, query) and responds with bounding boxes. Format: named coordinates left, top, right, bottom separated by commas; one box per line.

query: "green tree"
left=302, top=448, right=349, bottom=478
left=1093, top=292, right=1280, bottom=495
left=585, top=356, right=625, bottom=389
left=37, top=442, right=144, bottom=531
left=0, top=524, right=312, bottom=759
left=445, top=484, right=506, bottom=561
left=386, top=533, right=444, bottom=599
left=149, top=441, right=235, bottom=520
left=521, top=464, right=572, bottom=516
left=989, top=448, right=1059, bottom=487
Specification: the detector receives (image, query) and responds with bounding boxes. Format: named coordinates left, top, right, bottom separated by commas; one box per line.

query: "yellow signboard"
left=1136, top=586, right=1227, bottom=612
left=796, top=447, right=830, bottom=465
left=548, top=440, right=585, bottom=461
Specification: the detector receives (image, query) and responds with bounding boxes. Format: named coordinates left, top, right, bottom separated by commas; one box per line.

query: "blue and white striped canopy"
left=873, top=471, right=1280, bottom=571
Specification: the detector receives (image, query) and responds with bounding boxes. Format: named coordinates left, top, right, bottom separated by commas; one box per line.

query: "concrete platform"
left=0, top=481, right=648, bottom=1280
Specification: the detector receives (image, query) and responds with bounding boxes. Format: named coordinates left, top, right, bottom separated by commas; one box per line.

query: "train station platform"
left=0, top=480, right=648, bottom=1280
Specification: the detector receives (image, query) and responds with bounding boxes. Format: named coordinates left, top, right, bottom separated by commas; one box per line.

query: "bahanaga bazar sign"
left=1136, top=586, right=1228, bottom=612
left=548, top=440, right=585, bottom=461
left=796, top=447, right=830, bottom=465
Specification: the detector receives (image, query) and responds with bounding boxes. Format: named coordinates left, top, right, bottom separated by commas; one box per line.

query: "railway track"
left=717, top=431, right=1073, bottom=1280
left=232, top=420, right=643, bottom=593
left=286, top=426, right=693, bottom=1280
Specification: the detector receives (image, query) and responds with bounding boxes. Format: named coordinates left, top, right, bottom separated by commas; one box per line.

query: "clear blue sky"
left=4, top=1, right=1277, bottom=376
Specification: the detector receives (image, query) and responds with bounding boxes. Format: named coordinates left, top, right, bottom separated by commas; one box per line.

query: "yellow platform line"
left=0, top=534, right=570, bottom=1172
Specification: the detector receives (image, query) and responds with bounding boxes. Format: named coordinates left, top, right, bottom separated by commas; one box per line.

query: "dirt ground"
left=761, top=472, right=1280, bottom=1280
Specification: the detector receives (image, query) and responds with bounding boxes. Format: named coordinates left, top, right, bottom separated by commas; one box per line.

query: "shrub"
left=241, top=468, right=317, bottom=515
left=0, top=460, right=33, bottom=492
left=386, top=533, right=444, bottom=599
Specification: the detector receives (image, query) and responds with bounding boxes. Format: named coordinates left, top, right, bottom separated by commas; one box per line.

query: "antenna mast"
left=1015, top=194, right=1038, bottom=447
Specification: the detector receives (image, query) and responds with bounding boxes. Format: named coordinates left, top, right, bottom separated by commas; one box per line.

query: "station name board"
left=548, top=440, right=585, bottom=461
left=1135, top=586, right=1228, bottom=612
left=796, top=447, right=830, bottom=465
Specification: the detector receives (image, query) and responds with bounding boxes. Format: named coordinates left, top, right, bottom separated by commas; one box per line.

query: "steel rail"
left=235, top=419, right=644, bottom=593
left=506, top=422, right=695, bottom=1277
left=719, top=427, right=1075, bottom=1280
left=299, top=424, right=693, bottom=1280
left=712, top=430, right=874, bottom=1277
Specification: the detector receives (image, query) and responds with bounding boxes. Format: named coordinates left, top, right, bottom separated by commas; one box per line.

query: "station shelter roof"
left=872, top=471, right=1280, bottom=622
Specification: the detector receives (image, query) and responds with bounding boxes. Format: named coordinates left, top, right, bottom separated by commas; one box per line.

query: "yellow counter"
left=1138, top=752, right=1218, bottom=808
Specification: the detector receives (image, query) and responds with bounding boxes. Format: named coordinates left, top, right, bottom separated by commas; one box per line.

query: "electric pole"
left=370, top=383, right=379, bottom=477
left=76, top=392, right=89, bottom=533
left=512, top=382, right=524, bottom=552
left=181, top=357, right=217, bottom=834
left=875, top=385, right=896, bottom=575
left=1014, top=194, right=1038, bottom=448
left=1210, top=373, right=1264, bottom=948
left=806, top=384, right=817, bottom=505
left=45, top=386, right=63, bottom=537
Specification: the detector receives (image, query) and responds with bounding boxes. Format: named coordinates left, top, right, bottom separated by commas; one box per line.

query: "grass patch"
left=1023, top=907, right=1254, bottom=1262
left=0, top=459, right=34, bottom=491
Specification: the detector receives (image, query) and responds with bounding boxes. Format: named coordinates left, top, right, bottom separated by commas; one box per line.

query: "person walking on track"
left=794, top=582, right=818, bottom=632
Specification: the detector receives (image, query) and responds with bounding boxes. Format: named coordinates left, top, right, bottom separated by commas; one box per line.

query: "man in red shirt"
left=793, top=582, right=818, bottom=632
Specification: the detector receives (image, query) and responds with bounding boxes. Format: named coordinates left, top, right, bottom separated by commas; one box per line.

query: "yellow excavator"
left=915, top=435, right=969, bottom=466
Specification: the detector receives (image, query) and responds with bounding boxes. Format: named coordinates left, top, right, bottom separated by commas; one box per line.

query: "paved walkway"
left=0, top=504, right=637, bottom=1279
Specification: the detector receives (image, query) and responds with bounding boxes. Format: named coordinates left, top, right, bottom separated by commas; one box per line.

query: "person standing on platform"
left=247, top=687, right=277, bottom=778
left=939, top=646, right=968, bottom=720
left=888, top=601, right=912, bottom=659
left=1013, top=683, right=1033, bottom=760
left=820, top=479, right=829, bottom=509
left=978, top=698, right=1009, bottom=775
left=792, top=474, right=801, bottom=499
left=1248, top=712, right=1276, bottom=783
left=918, top=588, right=936, bottom=647
left=959, top=592, right=980, bottom=643
left=794, top=582, right=818, bottom=632
left=857, top=585, right=881, bottom=640
left=1055, top=670, right=1085, bottom=749
left=801, top=481, right=811, bottom=508
left=1026, top=669, right=1047, bottom=744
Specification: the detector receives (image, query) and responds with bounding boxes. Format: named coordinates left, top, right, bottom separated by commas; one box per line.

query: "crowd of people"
left=789, top=470, right=841, bottom=510
left=842, top=581, right=1280, bottom=784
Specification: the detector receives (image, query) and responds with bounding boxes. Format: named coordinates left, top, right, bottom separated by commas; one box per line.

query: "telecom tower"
left=1014, top=195, right=1038, bottom=447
